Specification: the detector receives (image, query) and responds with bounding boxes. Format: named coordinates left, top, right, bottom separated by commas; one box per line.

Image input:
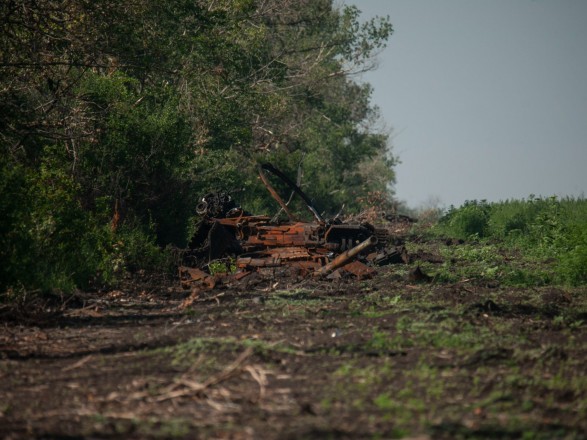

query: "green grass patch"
left=161, top=336, right=298, bottom=368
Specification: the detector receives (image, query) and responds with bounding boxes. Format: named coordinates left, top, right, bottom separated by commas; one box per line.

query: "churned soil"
left=1, top=234, right=586, bottom=439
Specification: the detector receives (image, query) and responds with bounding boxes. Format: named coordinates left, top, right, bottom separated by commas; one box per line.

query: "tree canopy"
left=0, top=0, right=395, bottom=294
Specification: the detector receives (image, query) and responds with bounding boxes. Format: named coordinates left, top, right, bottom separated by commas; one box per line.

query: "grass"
left=311, top=264, right=587, bottom=438
left=161, top=336, right=299, bottom=368
left=318, top=324, right=586, bottom=437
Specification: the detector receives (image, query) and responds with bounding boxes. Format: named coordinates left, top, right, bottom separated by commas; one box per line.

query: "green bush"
left=0, top=154, right=115, bottom=297
left=1, top=154, right=172, bottom=299
left=114, top=223, right=174, bottom=275
left=487, top=199, right=539, bottom=238
left=556, top=222, right=587, bottom=286
left=438, top=200, right=491, bottom=239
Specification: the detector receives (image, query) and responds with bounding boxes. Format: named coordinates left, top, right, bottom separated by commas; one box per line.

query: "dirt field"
left=1, top=235, right=586, bottom=439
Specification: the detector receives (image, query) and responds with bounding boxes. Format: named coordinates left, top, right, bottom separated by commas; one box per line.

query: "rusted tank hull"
left=182, top=163, right=407, bottom=287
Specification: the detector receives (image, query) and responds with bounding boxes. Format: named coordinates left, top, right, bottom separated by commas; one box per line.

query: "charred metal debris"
left=180, top=164, right=408, bottom=289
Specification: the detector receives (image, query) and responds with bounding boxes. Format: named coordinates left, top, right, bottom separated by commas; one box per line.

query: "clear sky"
left=349, top=0, right=587, bottom=209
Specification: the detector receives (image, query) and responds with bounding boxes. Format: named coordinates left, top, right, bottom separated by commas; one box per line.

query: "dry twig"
left=154, top=347, right=254, bottom=402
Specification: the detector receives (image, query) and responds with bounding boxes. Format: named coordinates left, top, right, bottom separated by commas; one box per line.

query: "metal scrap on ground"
left=179, top=164, right=409, bottom=290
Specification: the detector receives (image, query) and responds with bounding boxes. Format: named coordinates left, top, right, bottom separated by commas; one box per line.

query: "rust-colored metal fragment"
left=179, top=267, right=216, bottom=289
left=340, top=260, right=377, bottom=279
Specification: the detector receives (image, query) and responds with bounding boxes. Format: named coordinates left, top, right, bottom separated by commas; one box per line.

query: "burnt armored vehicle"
left=182, top=164, right=406, bottom=284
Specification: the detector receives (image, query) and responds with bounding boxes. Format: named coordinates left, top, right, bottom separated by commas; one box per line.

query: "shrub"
left=556, top=222, right=587, bottom=286
left=114, top=223, right=174, bottom=275
left=0, top=153, right=115, bottom=297
left=438, top=200, right=490, bottom=239
left=487, top=200, right=538, bottom=239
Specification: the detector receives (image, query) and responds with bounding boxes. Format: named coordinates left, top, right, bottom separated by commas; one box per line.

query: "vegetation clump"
left=434, top=196, right=587, bottom=285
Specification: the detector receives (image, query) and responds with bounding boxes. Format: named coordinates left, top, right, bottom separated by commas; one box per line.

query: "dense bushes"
left=437, top=200, right=491, bottom=239
left=436, top=197, right=587, bottom=285
left=0, top=154, right=175, bottom=297
left=0, top=156, right=112, bottom=294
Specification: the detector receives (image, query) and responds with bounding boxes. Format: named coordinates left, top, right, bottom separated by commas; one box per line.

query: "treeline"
left=0, top=0, right=395, bottom=294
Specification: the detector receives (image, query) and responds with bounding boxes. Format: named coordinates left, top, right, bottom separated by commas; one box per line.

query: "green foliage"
left=0, top=153, right=114, bottom=296
left=75, top=71, right=195, bottom=246
left=207, top=258, right=237, bottom=275
left=113, top=224, right=173, bottom=275
left=0, top=150, right=172, bottom=297
left=438, top=200, right=491, bottom=239
left=487, top=197, right=547, bottom=239
left=556, top=222, right=587, bottom=285
left=435, top=196, right=587, bottom=286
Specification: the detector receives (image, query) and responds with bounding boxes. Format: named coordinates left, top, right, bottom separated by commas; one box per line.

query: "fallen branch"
left=154, top=347, right=254, bottom=402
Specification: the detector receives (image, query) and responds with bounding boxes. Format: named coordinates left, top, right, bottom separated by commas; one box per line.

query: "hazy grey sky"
left=350, top=0, right=587, bottom=208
